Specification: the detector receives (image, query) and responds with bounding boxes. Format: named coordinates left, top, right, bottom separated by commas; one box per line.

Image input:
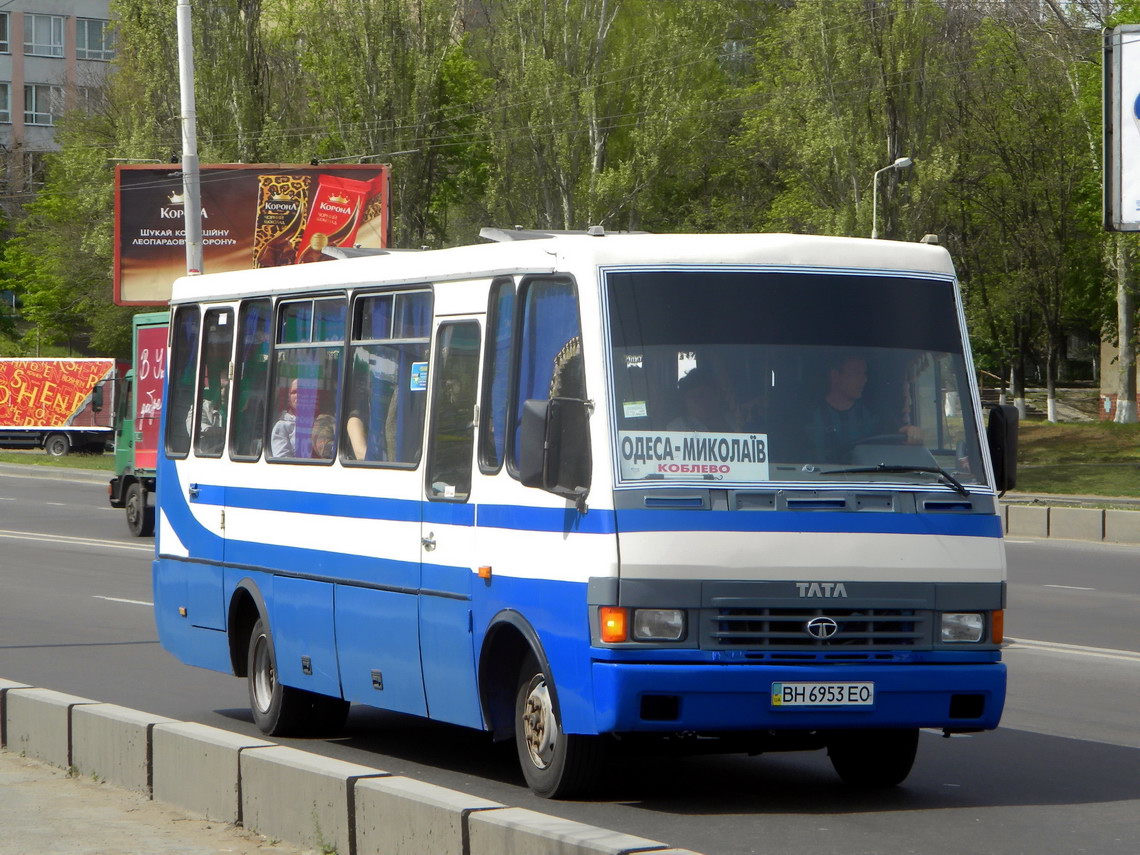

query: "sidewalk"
left=0, top=749, right=308, bottom=855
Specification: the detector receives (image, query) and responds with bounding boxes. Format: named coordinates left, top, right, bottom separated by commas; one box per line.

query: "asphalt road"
left=1, top=469, right=1137, bottom=855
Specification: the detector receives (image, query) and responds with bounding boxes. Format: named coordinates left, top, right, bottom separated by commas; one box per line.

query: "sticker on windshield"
left=623, top=401, right=648, bottom=419
left=618, top=431, right=769, bottom=482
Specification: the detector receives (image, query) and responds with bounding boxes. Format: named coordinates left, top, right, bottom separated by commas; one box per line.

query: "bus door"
left=185, top=306, right=235, bottom=629
left=419, top=319, right=484, bottom=727
left=333, top=290, right=431, bottom=714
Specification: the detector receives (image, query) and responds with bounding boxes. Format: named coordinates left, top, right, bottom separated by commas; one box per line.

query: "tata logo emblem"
left=805, top=616, right=840, bottom=640
left=795, top=582, right=848, bottom=598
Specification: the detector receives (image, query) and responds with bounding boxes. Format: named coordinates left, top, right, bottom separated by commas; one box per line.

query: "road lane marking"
left=1004, top=539, right=1036, bottom=544
left=93, top=595, right=153, bottom=607
left=0, top=528, right=151, bottom=553
left=1043, top=584, right=1096, bottom=591
left=1006, top=637, right=1140, bottom=663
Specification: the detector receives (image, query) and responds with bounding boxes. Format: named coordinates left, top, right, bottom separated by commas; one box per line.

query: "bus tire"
left=125, top=482, right=155, bottom=537
left=44, top=433, right=69, bottom=457
left=514, top=655, right=604, bottom=799
left=827, top=728, right=918, bottom=787
left=246, top=617, right=349, bottom=737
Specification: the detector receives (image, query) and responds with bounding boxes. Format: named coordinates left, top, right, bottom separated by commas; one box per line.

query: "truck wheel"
left=247, top=617, right=349, bottom=737
left=514, top=654, right=605, bottom=798
left=827, top=729, right=919, bottom=787
left=125, top=482, right=155, bottom=537
left=44, top=433, right=69, bottom=457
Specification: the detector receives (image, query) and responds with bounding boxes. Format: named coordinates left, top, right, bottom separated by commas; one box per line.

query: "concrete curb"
left=1, top=678, right=705, bottom=855
left=1001, top=501, right=1140, bottom=544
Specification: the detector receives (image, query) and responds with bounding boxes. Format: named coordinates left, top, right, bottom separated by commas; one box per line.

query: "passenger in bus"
left=806, top=354, right=922, bottom=461
left=270, top=378, right=298, bottom=457
left=667, top=368, right=743, bottom=432
left=311, top=413, right=335, bottom=459
left=344, top=411, right=368, bottom=460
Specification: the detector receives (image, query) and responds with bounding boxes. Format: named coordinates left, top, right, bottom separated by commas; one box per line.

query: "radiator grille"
left=706, top=607, right=929, bottom=650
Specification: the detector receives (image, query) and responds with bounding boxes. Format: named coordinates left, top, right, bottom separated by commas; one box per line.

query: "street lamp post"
left=871, top=156, right=913, bottom=239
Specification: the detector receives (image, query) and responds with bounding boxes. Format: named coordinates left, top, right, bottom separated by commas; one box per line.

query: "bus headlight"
left=632, top=609, right=685, bottom=641
left=941, top=612, right=985, bottom=643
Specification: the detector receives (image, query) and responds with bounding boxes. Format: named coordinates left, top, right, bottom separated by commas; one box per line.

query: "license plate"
left=771, top=681, right=874, bottom=708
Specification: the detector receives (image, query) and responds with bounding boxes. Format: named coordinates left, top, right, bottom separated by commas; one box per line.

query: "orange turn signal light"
left=991, top=609, right=1004, bottom=644
left=599, top=606, right=628, bottom=643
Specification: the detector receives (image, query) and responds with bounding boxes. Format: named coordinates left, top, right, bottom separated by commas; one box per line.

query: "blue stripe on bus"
left=173, top=476, right=1001, bottom=539
left=614, top=509, right=1003, bottom=538
left=475, top=503, right=617, bottom=534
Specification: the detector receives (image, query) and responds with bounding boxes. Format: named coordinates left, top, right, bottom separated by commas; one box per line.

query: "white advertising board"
left=1105, top=26, right=1140, bottom=231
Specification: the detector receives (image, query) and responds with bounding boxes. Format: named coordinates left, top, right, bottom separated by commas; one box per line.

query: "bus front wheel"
left=827, top=728, right=919, bottom=787
left=246, top=618, right=349, bottom=737
left=514, top=655, right=604, bottom=799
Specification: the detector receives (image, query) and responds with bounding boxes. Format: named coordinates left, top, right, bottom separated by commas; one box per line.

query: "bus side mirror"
left=986, top=404, right=1018, bottom=495
left=519, top=397, right=592, bottom=510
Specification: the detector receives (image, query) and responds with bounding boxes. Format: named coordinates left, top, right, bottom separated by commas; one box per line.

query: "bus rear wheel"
left=246, top=618, right=349, bottom=737
left=514, top=655, right=604, bottom=799
left=827, top=728, right=919, bottom=787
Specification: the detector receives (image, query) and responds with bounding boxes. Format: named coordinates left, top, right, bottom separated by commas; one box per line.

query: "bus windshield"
left=606, top=269, right=988, bottom=490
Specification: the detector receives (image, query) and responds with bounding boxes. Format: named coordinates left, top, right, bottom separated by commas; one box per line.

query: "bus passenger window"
left=269, top=297, right=345, bottom=461
left=342, top=290, right=432, bottom=466
left=164, top=306, right=200, bottom=458
left=510, top=278, right=584, bottom=472
left=230, top=299, right=271, bottom=459
left=194, top=308, right=234, bottom=457
left=426, top=322, right=480, bottom=501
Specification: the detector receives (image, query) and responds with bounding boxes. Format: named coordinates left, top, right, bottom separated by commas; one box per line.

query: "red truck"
left=0, top=358, right=117, bottom=456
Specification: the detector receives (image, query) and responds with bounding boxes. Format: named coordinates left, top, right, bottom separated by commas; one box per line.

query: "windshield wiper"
left=819, top=464, right=971, bottom=498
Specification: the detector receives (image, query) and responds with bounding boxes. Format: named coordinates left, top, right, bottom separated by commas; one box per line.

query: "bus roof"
left=169, top=233, right=956, bottom=304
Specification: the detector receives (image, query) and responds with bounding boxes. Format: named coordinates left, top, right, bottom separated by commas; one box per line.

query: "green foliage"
left=1, top=0, right=1121, bottom=372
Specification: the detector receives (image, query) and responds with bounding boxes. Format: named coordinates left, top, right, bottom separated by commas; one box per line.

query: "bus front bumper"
left=590, top=660, right=1006, bottom=733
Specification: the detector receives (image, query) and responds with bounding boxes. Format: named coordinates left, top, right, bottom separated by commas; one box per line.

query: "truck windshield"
left=606, top=269, right=988, bottom=490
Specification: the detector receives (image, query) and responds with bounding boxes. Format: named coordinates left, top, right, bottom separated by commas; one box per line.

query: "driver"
left=806, top=354, right=922, bottom=461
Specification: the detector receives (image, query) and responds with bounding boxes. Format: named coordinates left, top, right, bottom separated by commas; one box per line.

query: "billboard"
left=114, top=164, right=390, bottom=305
left=1104, top=26, right=1140, bottom=231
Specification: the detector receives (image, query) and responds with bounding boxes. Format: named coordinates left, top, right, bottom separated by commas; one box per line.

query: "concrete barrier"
left=1048, top=507, right=1103, bottom=541
left=1006, top=504, right=1049, bottom=538
left=5, top=688, right=97, bottom=768
left=152, top=721, right=273, bottom=824
left=71, top=703, right=177, bottom=794
left=355, top=775, right=502, bottom=855
left=468, top=806, right=671, bottom=855
left=240, top=745, right=388, bottom=855
left=1104, top=509, right=1140, bottom=544
left=0, top=679, right=31, bottom=747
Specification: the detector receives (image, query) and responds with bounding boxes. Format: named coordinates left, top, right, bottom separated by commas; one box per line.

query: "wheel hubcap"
left=521, top=676, right=558, bottom=769
left=252, top=634, right=274, bottom=713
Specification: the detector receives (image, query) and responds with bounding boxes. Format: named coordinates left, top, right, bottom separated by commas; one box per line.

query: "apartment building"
left=0, top=1, right=115, bottom=202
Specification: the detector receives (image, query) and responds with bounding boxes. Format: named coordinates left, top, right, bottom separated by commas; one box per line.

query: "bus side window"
left=342, top=290, right=432, bottom=466
left=426, top=321, right=481, bottom=501
left=193, top=308, right=234, bottom=458
left=164, top=305, right=200, bottom=458
left=269, top=297, right=345, bottom=461
left=479, top=278, right=515, bottom=473
left=509, top=277, right=584, bottom=475
left=229, top=299, right=272, bottom=460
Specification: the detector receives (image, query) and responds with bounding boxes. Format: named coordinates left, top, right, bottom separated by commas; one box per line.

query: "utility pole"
left=176, top=0, right=203, bottom=275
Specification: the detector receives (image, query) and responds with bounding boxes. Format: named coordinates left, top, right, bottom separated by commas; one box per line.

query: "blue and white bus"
left=154, top=230, right=1017, bottom=797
